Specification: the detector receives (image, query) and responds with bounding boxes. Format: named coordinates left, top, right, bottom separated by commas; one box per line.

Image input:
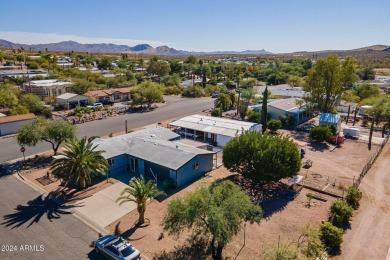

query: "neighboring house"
left=92, top=127, right=214, bottom=188
left=0, top=65, right=28, bottom=70
left=267, top=98, right=308, bottom=125
left=23, top=79, right=73, bottom=99
left=86, top=87, right=132, bottom=103
left=56, top=93, right=90, bottom=108
left=368, top=75, right=390, bottom=91
left=319, top=113, right=341, bottom=133
left=168, top=114, right=262, bottom=146
left=358, top=105, right=373, bottom=116
left=0, top=113, right=37, bottom=136
left=0, top=69, right=48, bottom=80
left=257, top=84, right=306, bottom=98
left=336, top=101, right=357, bottom=114
left=181, top=78, right=209, bottom=88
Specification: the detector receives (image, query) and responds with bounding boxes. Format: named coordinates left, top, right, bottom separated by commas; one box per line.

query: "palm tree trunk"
left=80, top=172, right=86, bottom=189
left=138, top=205, right=145, bottom=225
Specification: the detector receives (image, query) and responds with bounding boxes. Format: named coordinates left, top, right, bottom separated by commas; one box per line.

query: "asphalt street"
left=0, top=96, right=214, bottom=163
left=0, top=173, right=105, bottom=260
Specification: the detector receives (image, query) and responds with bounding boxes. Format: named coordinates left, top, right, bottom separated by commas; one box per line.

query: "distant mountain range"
left=1, top=39, right=388, bottom=56
left=293, top=44, right=390, bottom=54
left=0, top=39, right=272, bottom=55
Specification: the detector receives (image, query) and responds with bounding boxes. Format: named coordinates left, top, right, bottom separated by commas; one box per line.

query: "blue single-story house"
left=319, top=113, right=341, bottom=133
left=92, top=127, right=214, bottom=188
left=266, top=98, right=308, bottom=126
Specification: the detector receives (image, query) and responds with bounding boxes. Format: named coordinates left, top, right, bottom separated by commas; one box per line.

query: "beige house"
left=86, top=87, right=132, bottom=103
left=24, top=79, right=73, bottom=99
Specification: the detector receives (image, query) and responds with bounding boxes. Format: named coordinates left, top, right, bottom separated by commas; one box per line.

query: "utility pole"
left=353, top=108, right=359, bottom=126
left=346, top=105, right=351, bottom=125
left=368, top=114, right=375, bottom=150
left=236, top=89, right=241, bottom=117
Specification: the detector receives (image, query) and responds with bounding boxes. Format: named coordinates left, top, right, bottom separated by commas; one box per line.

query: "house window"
left=108, top=158, right=115, bottom=166
left=192, top=162, right=199, bottom=172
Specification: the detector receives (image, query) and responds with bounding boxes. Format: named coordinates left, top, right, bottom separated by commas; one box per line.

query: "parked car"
left=88, top=103, right=104, bottom=108
left=211, top=91, right=220, bottom=98
left=94, top=235, right=141, bottom=260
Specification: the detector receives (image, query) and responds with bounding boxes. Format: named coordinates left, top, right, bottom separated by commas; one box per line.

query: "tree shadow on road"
left=153, top=237, right=210, bottom=260
left=1, top=192, right=81, bottom=229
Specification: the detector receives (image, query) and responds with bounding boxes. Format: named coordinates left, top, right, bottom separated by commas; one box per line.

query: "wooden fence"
left=354, top=132, right=390, bottom=188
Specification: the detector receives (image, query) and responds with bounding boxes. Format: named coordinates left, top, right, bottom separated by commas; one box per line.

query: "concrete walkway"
left=75, top=182, right=137, bottom=229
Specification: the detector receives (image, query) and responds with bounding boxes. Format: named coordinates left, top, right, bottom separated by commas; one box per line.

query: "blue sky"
left=0, top=0, right=389, bottom=53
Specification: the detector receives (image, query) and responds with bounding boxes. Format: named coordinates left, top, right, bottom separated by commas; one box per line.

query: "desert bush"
left=164, top=86, right=182, bottom=95
left=268, top=119, right=282, bottom=132
left=211, top=108, right=221, bottom=117
left=346, top=186, right=363, bottom=209
left=330, top=200, right=353, bottom=227
left=319, top=222, right=343, bottom=249
left=309, top=125, right=333, bottom=143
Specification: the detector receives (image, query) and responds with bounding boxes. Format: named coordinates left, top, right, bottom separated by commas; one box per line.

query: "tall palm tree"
left=50, top=137, right=108, bottom=189
left=214, top=93, right=232, bottom=111
left=116, top=175, right=165, bottom=225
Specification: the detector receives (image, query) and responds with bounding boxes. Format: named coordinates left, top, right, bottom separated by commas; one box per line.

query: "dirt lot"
left=103, top=126, right=381, bottom=259
left=281, top=129, right=377, bottom=181
left=338, top=142, right=390, bottom=260
left=106, top=167, right=334, bottom=260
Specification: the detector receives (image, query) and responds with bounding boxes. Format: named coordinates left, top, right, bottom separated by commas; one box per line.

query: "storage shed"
left=319, top=113, right=341, bottom=133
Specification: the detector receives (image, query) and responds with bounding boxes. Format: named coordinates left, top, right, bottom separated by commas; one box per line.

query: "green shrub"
left=267, top=119, right=282, bottom=132
left=164, top=86, right=182, bottom=95
left=182, top=85, right=206, bottom=97
left=279, top=115, right=288, bottom=126
left=309, top=125, right=333, bottom=143
left=330, top=200, right=353, bottom=227
left=247, top=110, right=261, bottom=123
left=319, top=222, right=343, bottom=249
left=346, top=186, right=363, bottom=209
left=211, top=108, right=221, bottom=117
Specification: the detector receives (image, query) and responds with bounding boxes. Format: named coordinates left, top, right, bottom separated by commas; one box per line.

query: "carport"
left=56, top=93, right=89, bottom=108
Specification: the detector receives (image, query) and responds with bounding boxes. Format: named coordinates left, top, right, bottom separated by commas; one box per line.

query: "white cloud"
left=0, top=31, right=171, bottom=47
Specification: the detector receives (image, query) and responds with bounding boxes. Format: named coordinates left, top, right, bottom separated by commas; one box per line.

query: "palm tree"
left=50, top=137, right=108, bottom=189
left=116, top=175, right=165, bottom=225
left=214, top=93, right=232, bottom=111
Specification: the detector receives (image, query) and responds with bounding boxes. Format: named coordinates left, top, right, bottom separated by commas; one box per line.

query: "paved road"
left=0, top=96, right=214, bottom=163
left=0, top=173, right=105, bottom=260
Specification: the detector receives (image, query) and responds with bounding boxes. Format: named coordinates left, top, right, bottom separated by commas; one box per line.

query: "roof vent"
left=176, top=145, right=179, bottom=148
